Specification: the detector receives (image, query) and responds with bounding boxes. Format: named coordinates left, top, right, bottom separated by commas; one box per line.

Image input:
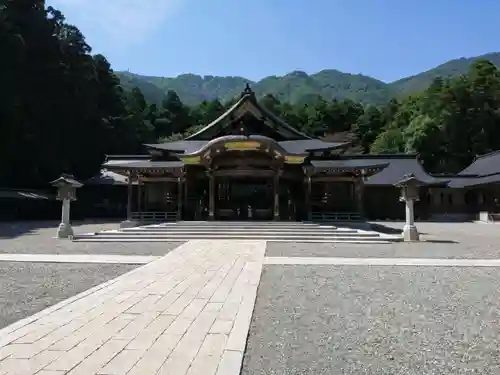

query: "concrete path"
left=0, top=240, right=266, bottom=375
left=0, top=254, right=160, bottom=265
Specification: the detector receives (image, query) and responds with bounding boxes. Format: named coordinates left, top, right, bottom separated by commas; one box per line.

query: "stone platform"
left=73, top=221, right=402, bottom=244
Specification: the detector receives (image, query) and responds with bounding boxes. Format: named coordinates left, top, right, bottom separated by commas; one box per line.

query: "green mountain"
left=116, top=52, right=500, bottom=106
left=390, top=52, right=500, bottom=96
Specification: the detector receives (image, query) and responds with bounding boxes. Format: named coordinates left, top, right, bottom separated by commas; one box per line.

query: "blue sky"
left=48, top=0, right=499, bottom=82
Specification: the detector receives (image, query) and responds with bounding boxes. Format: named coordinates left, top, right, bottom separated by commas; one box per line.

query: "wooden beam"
left=312, top=176, right=355, bottom=182
left=139, top=177, right=178, bottom=182
left=213, top=169, right=275, bottom=177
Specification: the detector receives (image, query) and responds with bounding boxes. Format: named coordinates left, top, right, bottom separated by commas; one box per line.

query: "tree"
left=260, top=94, right=281, bottom=114
left=190, top=99, right=224, bottom=126
left=353, top=106, right=384, bottom=152
left=2, top=0, right=500, bottom=190
left=370, top=128, right=405, bottom=154
left=0, top=1, right=147, bottom=187
left=156, top=90, right=192, bottom=138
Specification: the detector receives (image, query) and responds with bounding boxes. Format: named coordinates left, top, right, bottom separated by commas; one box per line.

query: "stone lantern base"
left=402, top=224, right=419, bottom=242
left=57, top=222, right=74, bottom=239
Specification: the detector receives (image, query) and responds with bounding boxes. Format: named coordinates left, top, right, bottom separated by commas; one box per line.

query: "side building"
left=94, top=86, right=500, bottom=223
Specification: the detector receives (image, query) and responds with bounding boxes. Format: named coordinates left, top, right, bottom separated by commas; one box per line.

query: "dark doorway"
left=216, top=177, right=273, bottom=220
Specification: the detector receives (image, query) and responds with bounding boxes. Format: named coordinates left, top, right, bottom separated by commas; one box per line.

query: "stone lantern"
left=51, top=174, right=83, bottom=239
left=394, top=173, right=425, bottom=242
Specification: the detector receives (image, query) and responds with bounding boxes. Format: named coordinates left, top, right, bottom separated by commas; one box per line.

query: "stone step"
left=72, top=221, right=402, bottom=243
left=72, top=236, right=398, bottom=243
left=74, top=232, right=402, bottom=241
left=140, top=222, right=327, bottom=228
left=144, top=221, right=371, bottom=227
left=131, top=226, right=339, bottom=231
left=132, top=225, right=352, bottom=231
left=162, top=221, right=317, bottom=223
left=119, top=227, right=360, bottom=234
left=84, top=230, right=377, bottom=238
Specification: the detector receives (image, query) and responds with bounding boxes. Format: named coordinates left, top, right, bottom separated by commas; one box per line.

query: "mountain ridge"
left=116, top=52, right=500, bottom=106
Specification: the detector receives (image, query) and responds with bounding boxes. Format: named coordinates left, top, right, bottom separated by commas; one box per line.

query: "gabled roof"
left=350, top=155, right=446, bottom=186
left=459, top=150, right=500, bottom=176
left=308, top=154, right=445, bottom=186
left=185, top=84, right=311, bottom=141
left=103, top=160, right=184, bottom=169
left=311, top=159, right=389, bottom=171
left=447, top=173, right=500, bottom=188
left=279, top=140, right=349, bottom=153
left=144, top=141, right=209, bottom=154
left=145, top=139, right=349, bottom=155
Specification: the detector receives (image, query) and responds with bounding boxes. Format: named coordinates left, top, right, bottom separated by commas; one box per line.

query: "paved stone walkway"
left=0, top=240, right=266, bottom=375
left=0, top=254, right=160, bottom=265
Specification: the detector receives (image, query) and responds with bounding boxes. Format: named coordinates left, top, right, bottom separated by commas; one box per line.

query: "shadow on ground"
left=369, top=222, right=427, bottom=235
left=369, top=222, right=460, bottom=243
left=0, top=221, right=59, bottom=239
left=0, top=220, right=120, bottom=239
left=424, top=239, right=458, bottom=244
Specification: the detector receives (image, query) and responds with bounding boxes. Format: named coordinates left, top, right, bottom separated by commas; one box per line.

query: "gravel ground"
left=266, top=242, right=500, bottom=259
left=0, top=262, right=138, bottom=329
left=370, top=221, right=500, bottom=246
left=267, top=221, right=500, bottom=259
left=0, top=221, right=184, bottom=255
left=242, top=265, right=500, bottom=375
left=0, top=241, right=184, bottom=256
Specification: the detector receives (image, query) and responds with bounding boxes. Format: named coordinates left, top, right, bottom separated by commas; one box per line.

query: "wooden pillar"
left=126, top=171, right=133, bottom=221
left=183, top=174, right=188, bottom=219
left=305, top=175, right=311, bottom=221
left=273, top=170, right=280, bottom=220
left=137, top=177, right=142, bottom=214
left=355, top=176, right=365, bottom=218
left=208, top=171, right=215, bottom=220
left=177, top=176, right=183, bottom=221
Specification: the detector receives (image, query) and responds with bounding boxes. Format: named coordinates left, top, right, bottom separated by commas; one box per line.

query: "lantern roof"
left=50, top=174, right=83, bottom=188
left=394, top=173, right=430, bottom=187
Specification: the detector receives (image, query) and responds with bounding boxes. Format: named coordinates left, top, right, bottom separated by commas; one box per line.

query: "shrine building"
left=98, top=85, right=500, bottom=224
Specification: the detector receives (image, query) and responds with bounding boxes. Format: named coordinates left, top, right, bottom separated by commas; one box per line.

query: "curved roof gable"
left=185, top=85, right=311, bottom=141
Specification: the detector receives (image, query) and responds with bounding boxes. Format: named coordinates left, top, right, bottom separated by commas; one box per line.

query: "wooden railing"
left=311, top=212, right=362, bottom=222
left=131, top=211, right=178, bottom=222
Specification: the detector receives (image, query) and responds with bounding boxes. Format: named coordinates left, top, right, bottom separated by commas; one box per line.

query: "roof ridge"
left=432, top=173, right=479, bottom=178
left=474, top=149, right=500, bottom=160
left=481, top=171, right=500, bottom=177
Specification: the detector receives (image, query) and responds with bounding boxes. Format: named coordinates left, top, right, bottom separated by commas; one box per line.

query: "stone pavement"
left=0, top=254, right=159, bottom=265
left=0, top=240, right=266, bottom=375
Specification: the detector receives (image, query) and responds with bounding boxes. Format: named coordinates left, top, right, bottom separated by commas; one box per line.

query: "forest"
left=1, top=1, right=500, bottom=189
left=116, top=52, right=500, bottom=107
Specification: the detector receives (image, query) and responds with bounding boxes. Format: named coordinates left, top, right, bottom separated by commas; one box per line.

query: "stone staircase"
left=72, top=221, right=402, bottom=243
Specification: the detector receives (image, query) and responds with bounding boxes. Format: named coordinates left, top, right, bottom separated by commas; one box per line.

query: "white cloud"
left=49, top=0, right=182, bottom=48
